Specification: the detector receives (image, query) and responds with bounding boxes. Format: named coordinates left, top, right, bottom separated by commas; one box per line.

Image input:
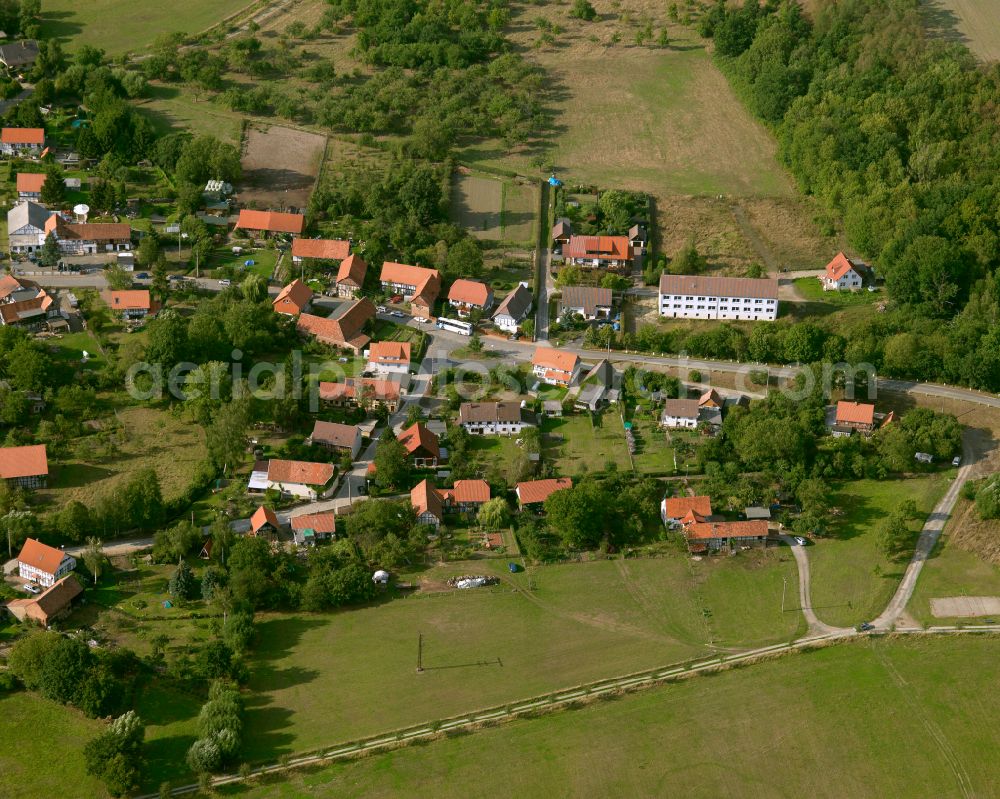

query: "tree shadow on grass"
left=250, top=616, right=331, bottom=662
left=39, top=12, right=83, bottom=44
left=828, top=492, right=880, bottom=541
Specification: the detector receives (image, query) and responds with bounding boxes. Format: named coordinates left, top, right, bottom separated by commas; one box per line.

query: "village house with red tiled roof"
left=832, top=400, right=876, bottom=436
left=272, top=279, right=313, bottom=317
left=318, top=377, right=401, bottom=413
left=102, top=289, right=160, bottom=321
left=411, top=479, right=445, bottom=527
left=290, top=511, right=337, bottom=546
left=821, top=252, right=870, bottom=291
left=531, top=347, right=581, bottom=387
left=660, top=495, right=713, bottom=526
left=441, top=479, right=491, bottom=513
left=15, top=172, right=45, bottom=200
left=248, top=459, right=336, bottom=500
left=1, top=127, right=44, bottom=156
left=447, top=279, right=493, bottom=317
left=333, top=254, right=367, bottom=298
left=0, top=444, right=49, bottom=489
left=410, top=478, right=492, bottom=525
left=379, top=262, right=440, bottom=318
left=367, top=341, right=411, bottom=375
left=562, top=235, right=633, bottom=271
left=16, top=537, right=76, bottom=587
left=398, top=422, right=440, bottom=468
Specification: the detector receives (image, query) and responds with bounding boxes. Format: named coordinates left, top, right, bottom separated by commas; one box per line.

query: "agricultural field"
left=451, top=171, right=538, bottom=245
left=239, top=553, right=804, bottom=760
left=921, top=0, right=1000, bottom=61
left=33, top=405, right=207, bottom=511
left=38, top=0, right=251, bottom=55
left=224, top=636, right=1000, bottom=799
left=240, top=125, right=327, bottom=210
left=808, top=474, right=954, bottom=628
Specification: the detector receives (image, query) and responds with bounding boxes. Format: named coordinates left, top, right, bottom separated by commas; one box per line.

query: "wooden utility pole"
left=781, top=576, right=787, bottom=613
left=416, top=632, right=423, bottom=672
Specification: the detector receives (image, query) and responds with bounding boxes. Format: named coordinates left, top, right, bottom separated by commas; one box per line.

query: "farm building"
left=290, top=512, right=337, bottom=546
left=559, top=286, right=613, bottom=321
left=250, top=505, right=281, bottom=539
left=0, top=127, right=44, bottom=156
left=684, top=520, right=770, bottom=554
left=249, top=460, right=336, bottom=500
left=291, top=238, right=350, bottom=264
left=515, top=477, right=573, bottom=508
left=102, top=290, right=160, bottom=321
left=562, top=235, right=633, bottom=270
left=15, top=172, right=44, bottom=200
left=660, top=399, right=700, bottom=429
left=661, top=495, right=713, bottom=526
left=296, top=298, right=376, bottom=353
left=6, top=575, right=83, bottom=626
left=236, top=209, right=305, bottom=237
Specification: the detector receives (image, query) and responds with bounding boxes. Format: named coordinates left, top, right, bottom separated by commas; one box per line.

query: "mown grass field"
left=223, top=636, right=1000, bottom=799
left=39, top=0, right=253, bottom=55
left=241, top=553, right=804, bottom=760
left=0, top=692, right=106, bottom=798
left=809, top=474, right=954, bottom=628
left=451, top=172, right=537, bottom=244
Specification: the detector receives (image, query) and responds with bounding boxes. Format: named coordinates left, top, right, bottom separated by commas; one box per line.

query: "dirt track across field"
left=239, top=124, right=327, bottom=210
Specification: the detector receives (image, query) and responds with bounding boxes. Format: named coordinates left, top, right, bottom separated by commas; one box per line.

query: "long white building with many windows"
left=658, top=274, right=779, bottom=321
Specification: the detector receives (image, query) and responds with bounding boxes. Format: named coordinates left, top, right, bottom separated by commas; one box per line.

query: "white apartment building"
left=658, top=275, right=778, bottom=321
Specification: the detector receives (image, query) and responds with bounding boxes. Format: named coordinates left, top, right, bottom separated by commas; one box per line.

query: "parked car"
left=376, top=305, right=387, bottom=313
left=338, top=357, right=349, bottom=363
left=794, top=536, right=806, bottom=546
left=952, top=456, right=962, bottom=466
left=390, top=311, right=405, bottom=318
left=23, top=583, right=40, bottom=595
left=858, top=622, right=875, bottom=632
left=135, top=272, right=149, bottom=280
left=218, top=279, right=231, bottom=287
left=412, top=316, right=428, bottom=324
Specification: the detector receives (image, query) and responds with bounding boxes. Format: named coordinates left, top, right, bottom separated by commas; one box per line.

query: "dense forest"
left=703, top=0, right=1000, bottom=390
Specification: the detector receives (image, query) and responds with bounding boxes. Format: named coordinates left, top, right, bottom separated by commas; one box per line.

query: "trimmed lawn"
left=241, top=553, right=804, bottom=761
left=541, top=412, right=631, bottom=474
left=0, top=692, right=106, bottom=798
left=809, top=474, right=953, bottom=628
left=135, top=680, right=203, bottom=791
left=206, top=246, right=278, bottom=280
left=225, top=636, right=1000, bottom=799
left=793, top=277, right=883, bottom=305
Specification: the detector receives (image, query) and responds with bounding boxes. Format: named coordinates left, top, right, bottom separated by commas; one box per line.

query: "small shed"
left=744, top=506, right=771, bottom=521
left=542, top=400, right=563, bottom=417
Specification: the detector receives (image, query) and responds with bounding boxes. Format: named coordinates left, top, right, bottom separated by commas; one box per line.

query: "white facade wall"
left=461, top=420, right=528, bottom=436
left=19, top=556, right=76, bottom=588
left=823, top=270, right=862, bottom=291
left=658, top=293, right=778, bottom=321
left=661, top=413, right=698, bottom=429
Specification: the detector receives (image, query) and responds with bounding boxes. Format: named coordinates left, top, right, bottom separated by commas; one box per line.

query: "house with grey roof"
left=559, top=285, right=613, bottom=320
left=0, top=40, right=38, bottom=70
left=7, top=201, right=50, bottom=254
left=492, top=282, right=533, bottom=333
left=574, top=358, right=620, bottom=412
